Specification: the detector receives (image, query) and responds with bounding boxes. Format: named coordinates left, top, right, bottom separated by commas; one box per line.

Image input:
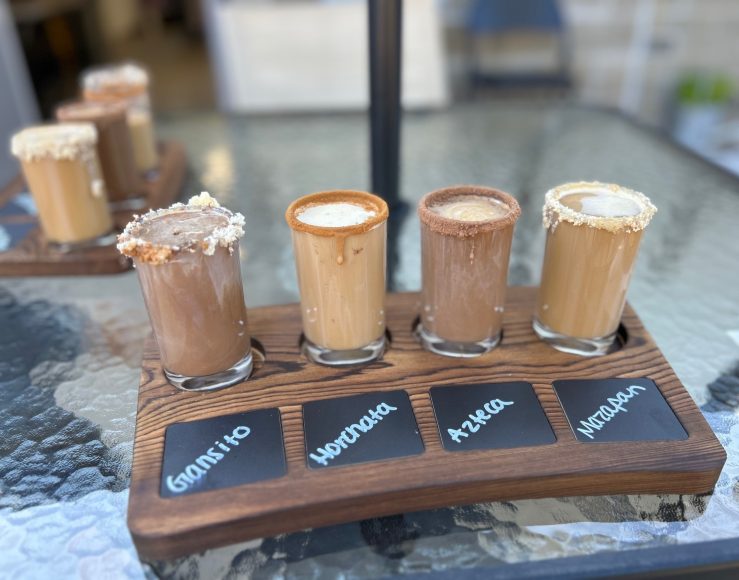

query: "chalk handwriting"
left=166, top=425, right=251, bottom=493
left=446, top=399, right=515, bottom=443
left=575, top=385, right=646, bottom=440
left=309, top=402, right=398, bottom=466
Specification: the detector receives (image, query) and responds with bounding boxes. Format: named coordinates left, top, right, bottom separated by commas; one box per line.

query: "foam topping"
left=543, top=181, right=656, bottom=233
left=430, top=195, right=510, bottom=222
left=296, top=202, right=377, bottom=228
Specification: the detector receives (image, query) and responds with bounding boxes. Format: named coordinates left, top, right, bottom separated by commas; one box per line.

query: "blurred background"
left=1, top=0, right=738, bottom=182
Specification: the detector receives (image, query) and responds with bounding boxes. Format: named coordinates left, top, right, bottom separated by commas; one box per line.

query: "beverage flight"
left=116, top=181, right=656, bottom=391
left=5, top=58, right=658, bottom=388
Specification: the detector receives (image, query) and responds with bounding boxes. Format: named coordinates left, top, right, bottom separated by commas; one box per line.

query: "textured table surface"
left=1, top=103, right=738, bottom=579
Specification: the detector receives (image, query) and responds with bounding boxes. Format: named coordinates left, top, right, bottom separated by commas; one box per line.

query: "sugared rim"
left=82, top=62, right=149, bottom=99
left=117, top=192, right=245, bottom=264
left=10, top=123, right=97, bottom=161
left=543, top=181, right=657, bottom=233
left=418, top=185, right=521, bottom=237
left=285, top=190, right=389, bottom=236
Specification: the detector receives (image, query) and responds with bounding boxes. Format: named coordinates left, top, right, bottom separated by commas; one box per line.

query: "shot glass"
left=118, top=192, right=253, bottom=391
left=56, top=100, right=144, bottom=210
left=82, top=62, right=158, bottom=174
left=533, top=181, right=657, bottom=356
left=417, top=185, right=521, bottom=357
left=10, top=123, right=114, bottom=251
left=286, top=190, right=389, bottom=366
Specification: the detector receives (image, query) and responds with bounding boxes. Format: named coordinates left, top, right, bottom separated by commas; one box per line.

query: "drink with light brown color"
left=417, top=185, right=521, bottom=357
left=56, top=100, right=143, bottom=208
left=82, top=63, right=159, bottom=173
left=10, top=123, right=113, bottom=248
left=286, top=190, right=388, bottom=366
left=534, top=182, right=657, bottom=356
left=118, top=192, right=253, bottom=391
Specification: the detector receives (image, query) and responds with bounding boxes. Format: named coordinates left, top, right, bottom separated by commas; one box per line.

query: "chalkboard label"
left=430, top=382, right=556, bottom=452
left=553, top=378, right=687, bottom=442
left=303, top=390, right=424, bottom=469
left=160, top=408, right=286, bottom=498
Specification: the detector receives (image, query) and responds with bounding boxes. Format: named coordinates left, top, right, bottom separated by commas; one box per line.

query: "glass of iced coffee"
left=534, top=181, right=657, bottom=356
left=417, top=185, right=521, bottom=357
left=81, top=62, right=158, bottom=175
left=118, top=192, right=253, bottom=391
left=10, top=123, right=114, bottom=250
left=286, top=190, right=389, bottom=366
left=56, top=100, right=144, bottom=209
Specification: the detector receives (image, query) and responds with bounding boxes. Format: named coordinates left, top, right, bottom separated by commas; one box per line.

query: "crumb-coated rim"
left=418, top=185, right=521, bottom=237
left=285, top=190, right=389, bottom=237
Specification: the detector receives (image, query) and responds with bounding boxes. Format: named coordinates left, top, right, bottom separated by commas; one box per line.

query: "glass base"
left=109, top=195, right=147, bottom=211
left=49, top=230, right=117, bottom=253
left=532, top=317, right=616, bottom=357
left=164, top=350, right=254, bottom=392
left=415, top=322, right=500, bottom=358
left=302, top=335, right=385, bottom=366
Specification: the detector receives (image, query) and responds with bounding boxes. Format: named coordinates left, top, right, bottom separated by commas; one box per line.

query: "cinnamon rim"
left=285, top=190, right=389, bottom=237
left=418, top=185, right=521, bottom=237
left=543, top=181, right=657, bottom=233
left=56, top=100, right=128, bottom=124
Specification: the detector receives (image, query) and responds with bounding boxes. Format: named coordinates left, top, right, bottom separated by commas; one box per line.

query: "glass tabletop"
left=1, top=102, right=738, bottom=579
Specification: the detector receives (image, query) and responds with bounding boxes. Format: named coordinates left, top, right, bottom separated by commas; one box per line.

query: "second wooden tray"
left=0, top=140, right=187, bottom=276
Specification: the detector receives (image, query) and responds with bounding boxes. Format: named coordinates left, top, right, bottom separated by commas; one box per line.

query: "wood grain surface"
left=0, top=141, right=187, bottom=276
left=128, top=288, right=726, bottom=560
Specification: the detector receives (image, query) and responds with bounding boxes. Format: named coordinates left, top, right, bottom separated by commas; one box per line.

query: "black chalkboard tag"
left=160, top=408, right=286, bottom=498
left=303, top=390, right=424, bottom=469
left=430, top=382, right=556, bottom=452
left=553, top=378, right=688, bottom=443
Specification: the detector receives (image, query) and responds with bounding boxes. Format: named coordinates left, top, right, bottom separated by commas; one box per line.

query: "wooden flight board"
left=0, top=141, right=187, bottom=276
left=128, top=288, right=726, bottom=560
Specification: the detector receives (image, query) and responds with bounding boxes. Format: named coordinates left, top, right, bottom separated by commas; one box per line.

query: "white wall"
left=204, top=0, right=449, bottom=113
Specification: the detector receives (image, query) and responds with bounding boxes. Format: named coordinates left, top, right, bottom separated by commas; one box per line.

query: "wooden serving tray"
left=0, top=141, right=186, bottom=276
left=128, top=288, right=726, bottom=560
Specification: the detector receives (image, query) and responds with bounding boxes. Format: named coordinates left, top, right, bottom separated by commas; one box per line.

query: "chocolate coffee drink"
left=534, top=181, right=657, bottom=356
left=56, top=100, right=143, bottom=207
left=418, top=186, right=521, bottom=357
left=118, top=192, right=252, bottom=390
left=82, top=63, right=159, bottom=173
left=286, top=190, right=388, bottom=365
left=10, top=123, right=113, bottom=247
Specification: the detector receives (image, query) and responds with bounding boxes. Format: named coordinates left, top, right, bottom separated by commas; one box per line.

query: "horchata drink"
left=117, top=192, right=253, bottom=391
left=10, top=123, right=113, bottom=249
left=82, top=62, right=158, bottom=174
left=417, top=185, right=521, bottom=357
left=56, top=100, right=143, bottom=209
left=286, top=190, right=388, bottom=366
left=534, top=181, right=657, bottom=356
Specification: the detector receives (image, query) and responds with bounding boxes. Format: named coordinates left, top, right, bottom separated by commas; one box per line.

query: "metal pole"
left=369, top=0, right=404, bottom=289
